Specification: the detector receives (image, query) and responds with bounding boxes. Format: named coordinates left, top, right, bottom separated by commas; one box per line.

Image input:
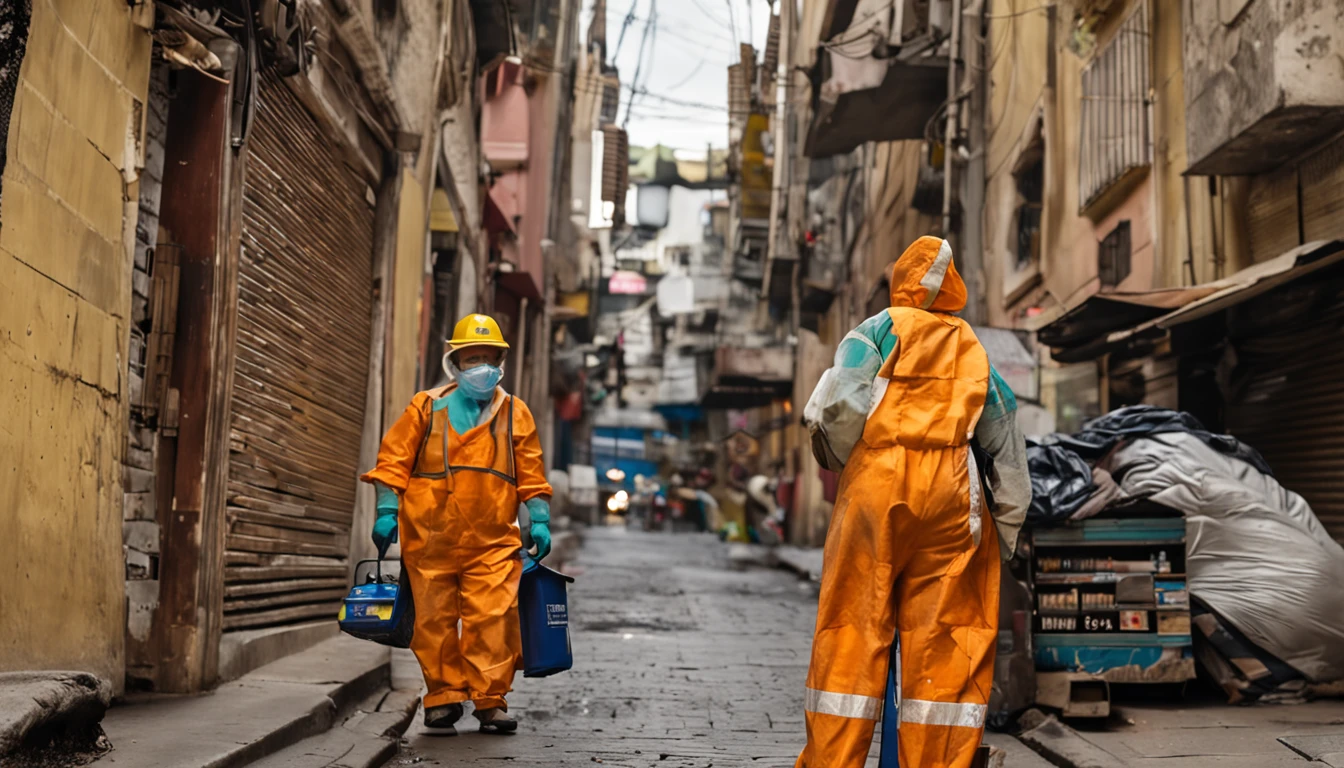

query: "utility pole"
left=940, top=0, right=964, bottom=238
left=961, top=0, right=987, bottom=325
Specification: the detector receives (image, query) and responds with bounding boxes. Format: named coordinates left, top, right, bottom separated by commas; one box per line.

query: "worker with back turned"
left=797, top=236, right=1031, bottom=768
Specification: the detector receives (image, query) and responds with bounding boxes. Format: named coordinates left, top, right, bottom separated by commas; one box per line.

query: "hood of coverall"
left=888, top=236, right=967, bottom=313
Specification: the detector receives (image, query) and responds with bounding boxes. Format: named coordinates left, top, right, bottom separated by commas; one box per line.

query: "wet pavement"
left=390, top=526, right=842, bottom=767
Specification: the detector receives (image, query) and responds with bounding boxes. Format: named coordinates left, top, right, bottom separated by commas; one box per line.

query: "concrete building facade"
left=1, top=0, right=582, bottom=696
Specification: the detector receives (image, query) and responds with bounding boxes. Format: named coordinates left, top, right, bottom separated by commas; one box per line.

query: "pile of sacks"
left=1027, top=406, right=1344, bottom=703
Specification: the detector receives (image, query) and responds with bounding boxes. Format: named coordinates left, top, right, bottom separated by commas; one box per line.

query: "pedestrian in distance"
left=797, top=236, right=1032, bottom=768
left=361, top=313, right=553, bottom=734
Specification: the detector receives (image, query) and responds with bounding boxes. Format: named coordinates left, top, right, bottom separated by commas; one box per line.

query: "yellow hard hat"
left=448, top=313, right=509, bottom=352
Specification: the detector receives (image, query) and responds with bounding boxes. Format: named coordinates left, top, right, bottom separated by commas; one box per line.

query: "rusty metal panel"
left=601, top=124, right=628, bottom=206
left=1226, top=274, right=1344, bottom=544
left=727, top=64, right=749, bottom=126
left=763, top=13, right=781, bottom=76
left=600, top=69, right=621, bottom=125
left=224, top=70, right=375, bottom=630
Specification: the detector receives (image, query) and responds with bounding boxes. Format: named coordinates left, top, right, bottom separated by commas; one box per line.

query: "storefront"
left=1038, top=240, right=1344, bottom=544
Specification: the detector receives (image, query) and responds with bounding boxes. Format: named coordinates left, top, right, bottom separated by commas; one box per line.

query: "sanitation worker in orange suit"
left=361, top=313, right=553, bottom=734
left=797, top=236, right=1031, bottom=768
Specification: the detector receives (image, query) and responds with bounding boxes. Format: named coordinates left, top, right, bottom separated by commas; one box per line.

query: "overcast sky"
left=580, top=0, right=775, bottom=154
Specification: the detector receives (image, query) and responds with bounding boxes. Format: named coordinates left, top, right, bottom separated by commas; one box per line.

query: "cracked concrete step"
left=250, top=689, right=421, bottom=768
left=1015, top=709, right=1127, bottom=768
left=98, top=636, right=391, bottom=768
left=983, top=732, right=1057, bottom=768
left=0, top=671, right=113, bottom=757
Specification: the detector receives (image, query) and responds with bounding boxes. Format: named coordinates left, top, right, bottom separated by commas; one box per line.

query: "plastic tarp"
left=1102, top=432, right=1344, bottom=683
left=1026, top=406, right=1273, bottom=524
left=1025, top=442, right=1095, bottom=525
left=1054, top=405, right=1273, bottom=476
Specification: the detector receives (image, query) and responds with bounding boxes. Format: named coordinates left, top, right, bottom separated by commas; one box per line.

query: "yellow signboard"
left=430, top=188, right=458, bottom=232
left=740, top=112, right=773, bottom=221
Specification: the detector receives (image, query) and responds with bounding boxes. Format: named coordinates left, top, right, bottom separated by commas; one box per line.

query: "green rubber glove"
left=372, top=483, right=399, bottom=557
left=526, top=497, right=552, bottom=560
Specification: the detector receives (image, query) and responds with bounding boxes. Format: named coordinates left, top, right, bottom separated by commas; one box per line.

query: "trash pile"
left=1026, top=406, right=1344, bottom=703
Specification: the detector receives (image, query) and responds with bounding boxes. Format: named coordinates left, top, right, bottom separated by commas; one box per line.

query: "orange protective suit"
left=361, top=383, right=552, bottom=710
left=797, top=236, right=999, bottom=768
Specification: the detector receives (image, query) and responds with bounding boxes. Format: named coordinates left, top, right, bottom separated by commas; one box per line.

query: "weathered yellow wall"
left=982, top=0, right=1053, bottom=324
left=982, top=0, right=1231, bottom=328
left=385, top=169, right=427, bottom=419
left=0, top=0, right=151, bottom=685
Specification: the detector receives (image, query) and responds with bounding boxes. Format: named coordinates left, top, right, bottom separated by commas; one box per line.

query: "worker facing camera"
left=361, top=313, right=553, bottom=734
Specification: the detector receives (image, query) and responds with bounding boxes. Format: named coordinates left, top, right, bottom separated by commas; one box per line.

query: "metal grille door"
left=224, top=70, right=376, bottom=630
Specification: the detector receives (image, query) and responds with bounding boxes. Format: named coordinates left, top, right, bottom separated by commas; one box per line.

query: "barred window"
left=1078, top=4, right=1151, bottom=212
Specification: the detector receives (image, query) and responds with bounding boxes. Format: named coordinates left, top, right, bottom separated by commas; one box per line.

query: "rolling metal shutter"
left=1301, top=134, right=1344, bottom=244
left=1225, top=273, right=1344, bottom=544
left=224, top=70, right=376, bottom=630
left=1245, top=163, right=1300, bottom=265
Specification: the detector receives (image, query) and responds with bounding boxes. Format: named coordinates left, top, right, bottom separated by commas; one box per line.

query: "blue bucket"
left=518, top=555, right=575, bottom=677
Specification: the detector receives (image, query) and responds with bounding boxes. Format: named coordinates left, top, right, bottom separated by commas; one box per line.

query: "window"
left=1098, top=220, right=1132, bottom=289
left=1078, top=3, right=1151, bottom=212
left=1016, top=203, right=1042, bottom=271
left=1013, top=130, right=1044, bottom=271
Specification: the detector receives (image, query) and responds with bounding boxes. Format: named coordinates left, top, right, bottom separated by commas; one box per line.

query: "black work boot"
left=473, top=707, right=517, bottom=734
left=424, top=702, right=464, bottom=730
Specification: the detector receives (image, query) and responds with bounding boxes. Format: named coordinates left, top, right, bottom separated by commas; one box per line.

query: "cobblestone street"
left=392, top=526, right=850, bottom=767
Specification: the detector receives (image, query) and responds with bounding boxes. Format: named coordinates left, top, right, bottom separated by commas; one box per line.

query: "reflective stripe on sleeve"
left=804, top=688, right=882, bottom=720
left=900, top=699, right=987, bottom=728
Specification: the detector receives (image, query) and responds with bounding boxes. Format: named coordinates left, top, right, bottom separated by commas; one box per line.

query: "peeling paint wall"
left=982, top=0, right=1236, bottom=329
left=0, top=0, right=152, bottom=688
left=122, top=62, right=170, bottom=653
left=1184, top=0, right=1344, bottom=174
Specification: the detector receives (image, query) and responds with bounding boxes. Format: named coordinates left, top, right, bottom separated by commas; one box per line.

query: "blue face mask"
left=456, top=363, right=503, bottom=400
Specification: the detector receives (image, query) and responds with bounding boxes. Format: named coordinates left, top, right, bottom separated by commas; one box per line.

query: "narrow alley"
left=393, top=527, right=831, bottom=766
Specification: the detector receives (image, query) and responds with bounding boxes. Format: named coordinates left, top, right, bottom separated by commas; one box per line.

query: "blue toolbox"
left=338, top=557, right=415, bottom=648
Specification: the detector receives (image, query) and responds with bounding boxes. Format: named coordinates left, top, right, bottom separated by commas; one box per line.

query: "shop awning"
left=1036, top=288, right=1218, bottom=350
left=974, top=326, right=1039, bottom=401
left=1040, top=239, right=1344, bottom=362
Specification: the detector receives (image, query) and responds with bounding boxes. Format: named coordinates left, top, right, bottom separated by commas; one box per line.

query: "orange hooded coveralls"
left=798, top=237, right=998, bottom=768
left=362, top=384, right=552, bottom=711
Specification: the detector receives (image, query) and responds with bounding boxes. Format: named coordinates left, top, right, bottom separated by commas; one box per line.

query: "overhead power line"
left=622, top=0, right=658, bottom=130
left=723, top=0, right=739, bottom=49
left=625, top=85, right=728, bottom=111
left=613, top=0, right=639, bottom=60
left=664, top=59, right=706, bottom=90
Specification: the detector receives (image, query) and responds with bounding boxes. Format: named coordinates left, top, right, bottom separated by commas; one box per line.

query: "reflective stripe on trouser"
left=410, top=545, right=523, bottom=710
left=796, top=443, right=1001, bottom=768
